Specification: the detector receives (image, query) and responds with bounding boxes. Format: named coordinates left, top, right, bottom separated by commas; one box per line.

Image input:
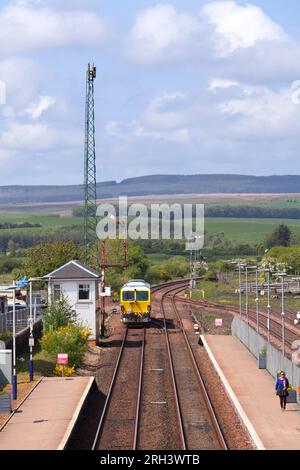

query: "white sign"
left=215, top=319, right=223, bottom=327
left=100, top=286, right=112, bottom=297
left=105, top=286, right=111, bottom=296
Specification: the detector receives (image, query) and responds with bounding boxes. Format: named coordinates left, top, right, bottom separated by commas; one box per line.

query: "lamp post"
left=276, top=272, right=286, bottom=361
left=245, top=266, right=249, bottom=323
left=245, top=265, right=257, bottom=348
left=238, top=263, right=247, bottom=319
left=265, top=268, right=271, bottom=343
left=0, top=283, right=18, bottom=399
left=245, top=265, right=257, bottom=324
left=227, top=260, right=245, bottom=318
left=27, top=277, right=43, bottom=381
left=12, top=281, right=17, bottom=400
left=255, top=268, right=259, bottom=335
left=29, top=279, right=34, bottom=381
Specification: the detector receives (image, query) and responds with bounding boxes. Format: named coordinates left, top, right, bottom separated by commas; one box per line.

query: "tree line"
left=73, top=204, right=300, bottom=220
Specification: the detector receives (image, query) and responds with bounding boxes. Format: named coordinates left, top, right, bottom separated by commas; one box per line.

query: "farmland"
left=0, top=213, right=299, bottom=247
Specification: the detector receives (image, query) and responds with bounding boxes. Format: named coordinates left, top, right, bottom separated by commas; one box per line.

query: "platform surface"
left=205, top=335, right=300, bottom=450
left=0, top=376, right=93, bottom=450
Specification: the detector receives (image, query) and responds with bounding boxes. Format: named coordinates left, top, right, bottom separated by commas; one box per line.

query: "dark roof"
left=43, top=260, right=100, bottom=280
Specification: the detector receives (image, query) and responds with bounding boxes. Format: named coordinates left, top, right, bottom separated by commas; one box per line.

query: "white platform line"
left=200, top=335, right=265, bottom=451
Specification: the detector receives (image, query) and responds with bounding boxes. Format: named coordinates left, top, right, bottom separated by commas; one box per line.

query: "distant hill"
left=1, top=174, right=300, bottom=204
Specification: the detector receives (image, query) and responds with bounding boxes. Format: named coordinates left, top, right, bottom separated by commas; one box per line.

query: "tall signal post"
left=83, top=64, right=98, bottom=268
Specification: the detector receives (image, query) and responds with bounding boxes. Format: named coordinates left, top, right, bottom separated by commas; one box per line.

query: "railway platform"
left=202, top=335, right=300, bottom=450
left=0, top=376, right=94, bottom=450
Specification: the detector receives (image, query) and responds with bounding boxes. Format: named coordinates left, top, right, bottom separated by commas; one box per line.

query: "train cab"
left=120, top=280, right=151, bottom=323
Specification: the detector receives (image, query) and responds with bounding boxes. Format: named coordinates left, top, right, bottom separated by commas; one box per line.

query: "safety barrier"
left=232, top=316, right=300, bottom=403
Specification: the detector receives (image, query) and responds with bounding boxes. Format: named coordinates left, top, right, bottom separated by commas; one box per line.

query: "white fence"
left=232, top=316, right=300, bottom=400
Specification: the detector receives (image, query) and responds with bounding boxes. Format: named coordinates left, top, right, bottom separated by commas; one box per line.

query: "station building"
left=43, top=260, right=101, bottom=339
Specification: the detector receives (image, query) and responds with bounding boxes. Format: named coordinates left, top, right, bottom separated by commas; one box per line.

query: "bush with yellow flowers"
left=40, top=324, right=90, bottom=368
left=54, top=364, right=76, bottom=377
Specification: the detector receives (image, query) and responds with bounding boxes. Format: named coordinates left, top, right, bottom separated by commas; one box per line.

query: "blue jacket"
left=275, top=377, right=289, bottom=391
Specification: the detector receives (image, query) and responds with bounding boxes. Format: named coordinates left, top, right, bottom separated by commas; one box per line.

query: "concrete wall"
left=4, top=319, right=43, bottom=353
left=48, top=280, right=98, bottom=338
left=232, top=316, right=300, bottom=401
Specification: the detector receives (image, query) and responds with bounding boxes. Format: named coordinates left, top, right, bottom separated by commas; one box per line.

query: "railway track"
left=158, top=284, right=227, bottom=450
left=92, top=326, right=145, bottom=450
left=174, top=289, right=299, bottom=353
left=90, top=277, right=298, bottom=451
left=92, top=279, right=228, bottom=451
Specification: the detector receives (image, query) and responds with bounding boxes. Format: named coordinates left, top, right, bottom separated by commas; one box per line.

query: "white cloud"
left=217, top=84, right=300, bottom=139
left=126, top=4, right=202, bottom=64
left=0, top=57, right=43, bottom=107
left=126, top=2, right=300, bottom=83
left=104, top=118, right=189, bottom=144
left=201, top=1, right=286, bottom=57
left=0, top=2, right=109, bottom=56
left=25, top=95, right=56, bottom=119
left=0, top=120, right=80, bottom=151
left=209, top=78, right=239, bottom=93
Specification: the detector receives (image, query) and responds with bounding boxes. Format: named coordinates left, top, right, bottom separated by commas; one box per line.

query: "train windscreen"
left=122, top=291, right=135, bottom=301
left=136, top=291, right=149, bottom=301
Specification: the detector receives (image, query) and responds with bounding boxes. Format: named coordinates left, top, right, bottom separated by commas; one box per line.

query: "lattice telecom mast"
left=83, top=63, right=98, bottom=266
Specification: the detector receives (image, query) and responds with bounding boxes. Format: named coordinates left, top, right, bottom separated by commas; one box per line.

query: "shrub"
left=43, top=295, right=77, bottom=332
left=54, top=364, right=76, bottom=377
left=40, top=324, right=90, bottom=368
left=0, top=331, right=12, bottom=342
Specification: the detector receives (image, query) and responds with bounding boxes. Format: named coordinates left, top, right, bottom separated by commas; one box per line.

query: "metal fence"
left=232, top=316, right=300, bottom=401
left=0, top=306, right=43, bottom=333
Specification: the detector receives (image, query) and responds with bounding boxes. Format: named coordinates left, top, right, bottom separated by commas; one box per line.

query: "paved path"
left=204, top=335, right=300, bottom=450
left=0, top=376, right=93, bottom=450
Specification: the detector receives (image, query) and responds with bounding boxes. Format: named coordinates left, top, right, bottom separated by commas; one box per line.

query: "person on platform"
left=275, top=371, right=289, bottom=411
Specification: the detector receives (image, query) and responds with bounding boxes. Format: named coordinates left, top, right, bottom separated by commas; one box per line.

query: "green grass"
left=147, top=253, right=173, bottom=262
left=17, top=342, right=55, bottom=377
left=0, top=214, right=82, bottom=232
left=205, top=218, right=300, bottom=244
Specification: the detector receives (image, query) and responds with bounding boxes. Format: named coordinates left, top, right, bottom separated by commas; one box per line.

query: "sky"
left=0, top=0, right=300, bottom=185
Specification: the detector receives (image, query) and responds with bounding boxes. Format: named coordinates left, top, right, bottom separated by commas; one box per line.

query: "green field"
left=205, top=218, right=300, bottom=244
left=0, top=213, right=299, bottom=246
left=0, top=214, right=82, bottom=228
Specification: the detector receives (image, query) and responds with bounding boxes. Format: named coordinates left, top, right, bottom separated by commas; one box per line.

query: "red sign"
left=57, top=353, right=68, bottom=365
left=215, top=319, right=223, bottom=327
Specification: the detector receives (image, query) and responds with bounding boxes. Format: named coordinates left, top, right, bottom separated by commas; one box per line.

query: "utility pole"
left=83, top=63, right=98, bottom=268
left=12, top=282, right=17, bottom=400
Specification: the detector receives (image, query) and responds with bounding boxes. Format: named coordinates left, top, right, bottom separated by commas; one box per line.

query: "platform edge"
left=200, top=334, right=265, bottom=451
left=57, top=376, right=95, bottom=451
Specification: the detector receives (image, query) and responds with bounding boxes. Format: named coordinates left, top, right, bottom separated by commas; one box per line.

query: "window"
left=78, top=284, right=90, bottom=301
left=122, top=291, right=134, bottom=301
left=136, top=291, right=149, bottom=301
left=53, top=284, right=61, bottom=301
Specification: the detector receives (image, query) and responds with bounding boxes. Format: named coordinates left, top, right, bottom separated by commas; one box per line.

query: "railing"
left=239, top=281, right=300, bottom=294
left=0, top=306, right=43, bottom=333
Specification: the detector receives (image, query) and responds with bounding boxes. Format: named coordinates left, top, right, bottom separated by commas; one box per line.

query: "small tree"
left=25, top=240, right=82, bottom=278
left=43, top=295, right=77, bottom=332
left=265, top=224, right=292, bottom=249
